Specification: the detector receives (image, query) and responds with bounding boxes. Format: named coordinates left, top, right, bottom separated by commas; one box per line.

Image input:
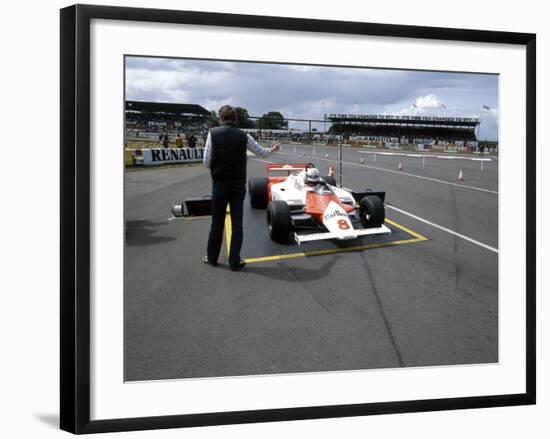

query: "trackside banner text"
left=140, top=148, right=205, bottom=165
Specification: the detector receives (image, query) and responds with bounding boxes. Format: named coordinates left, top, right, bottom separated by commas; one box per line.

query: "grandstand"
left=125, top=101, right=210, bottom=139
left=327, top=114, right=480, bottom=149
left=124, top=104, right=486, bottom=152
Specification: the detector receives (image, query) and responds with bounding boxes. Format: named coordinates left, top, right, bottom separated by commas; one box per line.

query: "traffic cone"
left=398, top=160, right=403, bottom=170
left=360, top=156, right=364, bottom=164
left=329, top=163, right=335, bottom=176
left=458, top=169, right=464, bottom=181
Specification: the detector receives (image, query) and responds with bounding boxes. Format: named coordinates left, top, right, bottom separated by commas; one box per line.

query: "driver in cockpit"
left=304, top=167, right=322, bottom=186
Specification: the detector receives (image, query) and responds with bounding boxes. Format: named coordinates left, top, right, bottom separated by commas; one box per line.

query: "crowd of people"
left=243, top=129, right=343, bottom=144
left=157, top=132, right=200, bottom=148
left=126, top=112, right=208, bottom=133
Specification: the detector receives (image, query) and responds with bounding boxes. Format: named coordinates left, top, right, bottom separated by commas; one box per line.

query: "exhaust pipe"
left=171, top=196, right=213, bottom=217
left=171, top=203, right=185, bottom=217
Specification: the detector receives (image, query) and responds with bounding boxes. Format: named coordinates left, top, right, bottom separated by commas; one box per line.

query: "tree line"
left=208, top=107, right=288, bottom=130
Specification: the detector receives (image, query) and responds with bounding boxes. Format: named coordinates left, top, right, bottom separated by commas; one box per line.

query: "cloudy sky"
left=126, top=56, right=499, bottom=140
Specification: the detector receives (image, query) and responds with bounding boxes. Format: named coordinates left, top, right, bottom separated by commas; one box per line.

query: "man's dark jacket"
left=209, top=123, right=248, bottom=182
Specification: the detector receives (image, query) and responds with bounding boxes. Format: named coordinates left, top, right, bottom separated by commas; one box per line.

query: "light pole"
left=322, top=100, right=327, bottom=140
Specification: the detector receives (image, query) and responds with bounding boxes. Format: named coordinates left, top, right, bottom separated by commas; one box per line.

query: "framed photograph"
left=60, top=4, right=536, bottom=434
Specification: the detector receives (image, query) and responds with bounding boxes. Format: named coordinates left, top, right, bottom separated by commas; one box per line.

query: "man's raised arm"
left=203, top=131, right=212, bottom=168
left=246, top=134, right=280, bottom=157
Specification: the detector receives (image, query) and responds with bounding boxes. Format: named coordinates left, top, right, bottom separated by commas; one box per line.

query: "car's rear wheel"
left=248, top=177, right=268, bottom=209
left=323, top=175, right=337, bottom=186
left=267, top=201, right=292, bottom=243
left=359, top=195, right=385, bottom=228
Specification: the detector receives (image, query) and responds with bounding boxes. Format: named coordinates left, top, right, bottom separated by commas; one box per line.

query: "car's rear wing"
left=339, top=185, right=386, bottom=203
left=351, top=190, right=386, bottom=203
left=266, top=163, right=308, bottom=174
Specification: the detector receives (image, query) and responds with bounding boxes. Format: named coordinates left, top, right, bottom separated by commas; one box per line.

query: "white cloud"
left=394, top=94, right=449, bottom=117
left=414, top=94, right=443, bottom=109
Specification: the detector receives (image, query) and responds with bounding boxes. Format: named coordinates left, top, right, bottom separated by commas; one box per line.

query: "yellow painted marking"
left=225, top=211, right=232, bottom=256
left=224, top=214, right=428, bottom=264
left=384, top=218, right=428, bottom=241
left=244, top=237, right=426, bottom=264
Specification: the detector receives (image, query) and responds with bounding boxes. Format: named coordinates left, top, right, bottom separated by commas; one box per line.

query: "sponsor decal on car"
left=323, top=201, right=353, bottom=233
left=323, top=210, right=347, bottom=221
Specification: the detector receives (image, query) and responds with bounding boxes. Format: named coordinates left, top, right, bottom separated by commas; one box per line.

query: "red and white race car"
left=247, top=163, right=391, bottom=244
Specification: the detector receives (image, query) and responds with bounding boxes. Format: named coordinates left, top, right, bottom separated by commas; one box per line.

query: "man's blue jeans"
left=206, top=180, right=246, bottom=268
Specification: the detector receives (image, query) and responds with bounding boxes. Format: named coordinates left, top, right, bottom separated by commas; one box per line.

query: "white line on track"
left=386, top=204, right=498, bottom=254
left=250, top=157, right=276, bottom=164
left=275, top=150, right=498, bottom=195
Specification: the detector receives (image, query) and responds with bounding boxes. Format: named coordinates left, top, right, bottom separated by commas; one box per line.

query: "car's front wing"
left=294, top=224, right=391, bottom=245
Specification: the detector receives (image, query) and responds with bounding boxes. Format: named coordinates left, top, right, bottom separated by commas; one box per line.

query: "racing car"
left=247, top=163, right=391, bottom=244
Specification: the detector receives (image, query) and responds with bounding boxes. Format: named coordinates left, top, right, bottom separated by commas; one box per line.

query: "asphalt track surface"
left=124, top=144, right=498, bottom=381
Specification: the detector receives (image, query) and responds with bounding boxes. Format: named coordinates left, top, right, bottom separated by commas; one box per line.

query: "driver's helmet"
left=305, top=167, right=321, bottom=185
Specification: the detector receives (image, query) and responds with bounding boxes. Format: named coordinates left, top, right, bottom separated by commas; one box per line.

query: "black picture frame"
left=60, top=4, right=536, bottom=434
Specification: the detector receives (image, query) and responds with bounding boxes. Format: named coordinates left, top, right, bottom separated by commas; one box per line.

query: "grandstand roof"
left=327, top=114, right=479, bottom=127
left=125, top=101, right=210, bottom=116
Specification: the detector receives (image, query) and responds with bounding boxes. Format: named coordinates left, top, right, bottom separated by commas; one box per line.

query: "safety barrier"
left=126, top=148, right=205, bottom=166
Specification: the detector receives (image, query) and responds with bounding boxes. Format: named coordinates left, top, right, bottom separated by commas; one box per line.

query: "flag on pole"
left=482, top=104, right=491, bottom=110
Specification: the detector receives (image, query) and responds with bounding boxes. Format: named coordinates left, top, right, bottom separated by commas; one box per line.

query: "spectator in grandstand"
left=202, top=105, right=280, bottom=271
left=162, top=132, right=170, bottom=148
left=175, top=133, right=184, bottom=148
left=187, top=131, right=197, bottom=148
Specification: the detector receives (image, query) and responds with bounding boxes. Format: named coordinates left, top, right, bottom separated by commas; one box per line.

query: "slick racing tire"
left=359, top=195, right=385, bottom=228
left=248, top=177, right=269, bottom=209
left=267, top=201, right=292, bottom=243
left=322, top=175, right=337, bottom=186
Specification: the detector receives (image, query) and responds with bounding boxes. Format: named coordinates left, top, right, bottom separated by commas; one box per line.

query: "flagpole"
left=478, top=106, right=484, bottom=152
left=479, top=105, right=491, bottom=151
left=478, top=118, right=481, bottom=150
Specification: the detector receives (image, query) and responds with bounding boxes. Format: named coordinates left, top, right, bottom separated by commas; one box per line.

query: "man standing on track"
left=203, top=105, right=280, bottom=271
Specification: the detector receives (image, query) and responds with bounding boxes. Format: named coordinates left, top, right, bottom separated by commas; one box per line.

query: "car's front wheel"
left=267, top=201, right=292, bottom=243
left=359, top=195, right=385, bottom=228
left=248, top=177, right=268, bottom=209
